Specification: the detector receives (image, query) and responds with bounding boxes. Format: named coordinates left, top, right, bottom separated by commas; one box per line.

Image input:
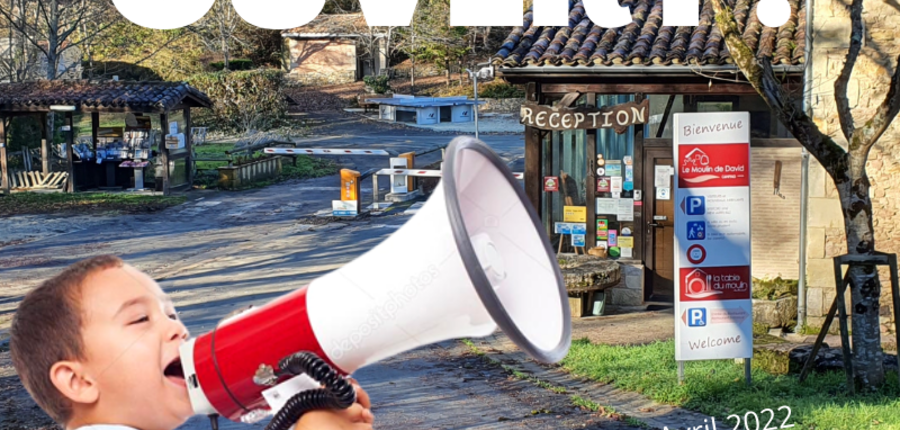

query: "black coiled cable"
left=264, top=352, right=357, bottom=430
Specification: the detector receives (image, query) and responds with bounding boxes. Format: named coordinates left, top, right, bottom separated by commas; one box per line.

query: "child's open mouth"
left=164, top=357, right=186, bottom=387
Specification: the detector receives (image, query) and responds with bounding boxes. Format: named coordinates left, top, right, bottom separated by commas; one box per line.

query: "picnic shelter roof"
left=0, top=80, right=213, bottom=114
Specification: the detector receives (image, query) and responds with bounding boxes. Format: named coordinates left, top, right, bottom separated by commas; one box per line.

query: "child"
left=10, top=255, right=374, bottom=430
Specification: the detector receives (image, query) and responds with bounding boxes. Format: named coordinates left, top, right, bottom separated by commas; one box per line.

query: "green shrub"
left=187, top=70, right=289, bottom=134
left=7, top=114, right=67, bottom=152
left=363, top=75, right=391, bottom=94
left=209, top=59, right=255, bottom=71
left=479, top=81, right=525, bottom=99
left=752, top=276, right=799, bottom=300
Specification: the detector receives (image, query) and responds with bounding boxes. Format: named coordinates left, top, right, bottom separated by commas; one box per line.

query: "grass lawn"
left=0, top=192, right=186, bottom=216
left=563, top=338, right=900, bottom=430
left=194, top=142, right=236, bottom=171
left=193, top=148, right=339, bottom=190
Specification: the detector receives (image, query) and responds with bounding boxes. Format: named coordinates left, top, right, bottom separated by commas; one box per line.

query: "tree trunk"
left=837, top=154, right=885, bottom=388
left=46, top=0, right=59, bottom=80
left=222, top=28, right=229, bottom=71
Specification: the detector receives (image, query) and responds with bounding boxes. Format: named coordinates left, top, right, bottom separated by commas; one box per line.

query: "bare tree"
left=349, top=18, right=399, bottom=78
left=0, top=0, right=118, bottom=80
left=712, top=0, right=900, bottom=389
left=188, top=0, right=246, bottom=71
left=2, top=0, right=50, bottom=81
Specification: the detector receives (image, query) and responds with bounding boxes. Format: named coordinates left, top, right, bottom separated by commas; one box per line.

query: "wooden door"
left=643, top=144, right=675, bottom=301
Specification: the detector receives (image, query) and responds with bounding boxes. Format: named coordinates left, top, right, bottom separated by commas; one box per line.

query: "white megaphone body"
left=178, top=137, right=571, bottom=424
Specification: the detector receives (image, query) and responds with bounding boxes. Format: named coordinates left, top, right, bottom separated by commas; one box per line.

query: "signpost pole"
left=473, top=72, right=479, bottom=140
left=745, top=359, right=752, bottom=386
left=677, top=361, right=684, bottom=384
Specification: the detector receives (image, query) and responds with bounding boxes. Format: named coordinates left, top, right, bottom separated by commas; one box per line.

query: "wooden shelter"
left=493, top=0, right=806, bottom=304
left=0, top=80, right=212, bottom=195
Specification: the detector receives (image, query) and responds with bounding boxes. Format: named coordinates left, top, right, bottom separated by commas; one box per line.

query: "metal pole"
left=65, top=112, right=74, bottom=193
left=473, top=72, right=479, bottom=140
left=799, top=149, right=809, bottom=327
left=677, top=361, right=684, bottom=384
left=798, top=0, right=814, bottom=330
left=745, top=359, right=752, bottom=386
left=372, top=174, right=379, bottom=208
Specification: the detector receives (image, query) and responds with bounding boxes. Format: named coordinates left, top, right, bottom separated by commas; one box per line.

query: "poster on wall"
left=597, top=218, right=609, bottom=232
left=572, top=234, right=586, bottom=247
left=607, top=161, right=623, bottom=177
left=596, top=198, right=617, bottom=215
left=673, top=112, right=753, bottom=363
left=610, top=177, right=623, bottom=194
left=655, top=165, right=672, bottom=188
left=597, top=177, right=611, bottom=193
left=564, top=206, right=587, bottom=223
left=616, top=198, right=634, bottom=221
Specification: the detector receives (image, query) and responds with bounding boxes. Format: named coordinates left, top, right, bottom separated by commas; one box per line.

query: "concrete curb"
left=473, top=333, right=714, bottom=430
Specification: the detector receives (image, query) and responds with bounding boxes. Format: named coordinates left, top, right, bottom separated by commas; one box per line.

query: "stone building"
left=493, top=0, right=899, bottom=335
left=804, top=0, right=900, bottom=335
left=281, top=14, right=388, bottom=86
left=493, top=0, right=806, bottom=308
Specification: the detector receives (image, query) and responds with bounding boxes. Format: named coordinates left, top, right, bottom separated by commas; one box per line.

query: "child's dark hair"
left=10, top=255, right=124, bottom=424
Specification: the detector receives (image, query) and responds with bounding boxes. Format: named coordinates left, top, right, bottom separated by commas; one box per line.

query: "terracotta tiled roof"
left=282, top=14, right=369, bottom=36
left=0, top=81, right=213, bottom=113
left=493, top=0, right=806, bottom=68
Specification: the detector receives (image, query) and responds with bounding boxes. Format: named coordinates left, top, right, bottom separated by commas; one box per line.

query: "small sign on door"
left=544, top=176, right=559, bottom=192
left=657, top=187, right=671, bottom=200
left=655, top=165, right=672, bottom=188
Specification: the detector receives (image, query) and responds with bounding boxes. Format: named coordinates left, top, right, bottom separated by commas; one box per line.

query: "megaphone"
left=178, top=137, right=571, bottom=424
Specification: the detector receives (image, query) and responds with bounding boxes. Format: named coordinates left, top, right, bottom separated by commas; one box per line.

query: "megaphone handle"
left=265, top=352, right=357, bottom=430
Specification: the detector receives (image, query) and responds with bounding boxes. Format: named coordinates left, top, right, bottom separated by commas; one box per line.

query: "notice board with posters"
left=673, top=112, right=753, bottom=362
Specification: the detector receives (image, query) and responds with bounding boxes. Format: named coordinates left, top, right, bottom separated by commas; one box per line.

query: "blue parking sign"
left=687, top=308, right=707, bottom=327
left=686, top=221, right=706, bottom=241
left=685, top=196, right=705, bottom=215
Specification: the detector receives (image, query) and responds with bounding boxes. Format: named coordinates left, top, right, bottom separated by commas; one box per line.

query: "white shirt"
left=75, top=425, right=140, bottom=430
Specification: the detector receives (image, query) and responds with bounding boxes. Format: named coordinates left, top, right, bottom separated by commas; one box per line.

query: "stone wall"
left=286, top=38, right=357, bottom=85
left=751, top=148, right=803, bottom=280
left=806, top=0, right=900, bottom=334
left=607, top=263, right=644, bottom=306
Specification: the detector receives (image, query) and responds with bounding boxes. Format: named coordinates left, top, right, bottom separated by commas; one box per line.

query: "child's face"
left=77, top=265, right=193, bottom=430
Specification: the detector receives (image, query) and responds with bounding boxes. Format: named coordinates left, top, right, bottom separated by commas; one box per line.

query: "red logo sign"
left=597, top=177, right=611, bottom=193
left=678, top=143, right=749, bottom=188
left=680, top=266, right=751, bottom=301
left=687, top=244, right=706, bottom=264
left=544, top=176, right=559, bottom=192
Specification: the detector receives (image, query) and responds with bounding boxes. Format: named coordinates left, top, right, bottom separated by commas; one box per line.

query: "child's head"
left=10, top=255, right=194, bottom=430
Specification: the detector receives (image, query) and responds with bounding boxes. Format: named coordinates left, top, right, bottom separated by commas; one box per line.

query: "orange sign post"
left=399, top=152, right=416, bottom=192
left=341, top=169, right=360, bottom=202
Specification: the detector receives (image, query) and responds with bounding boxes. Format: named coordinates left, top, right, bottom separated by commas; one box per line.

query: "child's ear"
left=49, top=361, right=99, bottom=405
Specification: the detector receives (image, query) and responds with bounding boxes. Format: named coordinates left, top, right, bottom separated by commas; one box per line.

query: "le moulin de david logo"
left=678, top=145, right=750, bottom=188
